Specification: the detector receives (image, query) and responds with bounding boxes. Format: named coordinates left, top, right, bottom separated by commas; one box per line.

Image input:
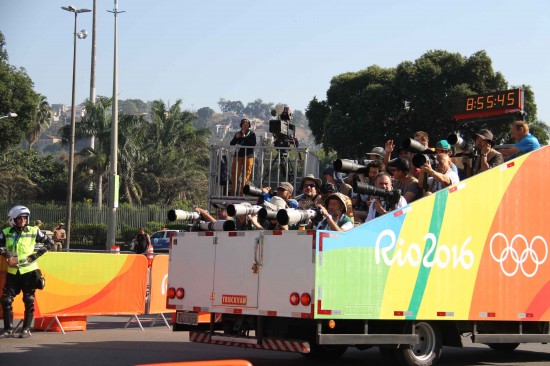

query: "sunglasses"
left=303, top=183, right=316, bottom=188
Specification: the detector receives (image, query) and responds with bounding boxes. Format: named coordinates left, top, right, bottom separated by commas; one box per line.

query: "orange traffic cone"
left=146, top=245, right=154, bottom=267
left=111, top=245, right=120, bottom=254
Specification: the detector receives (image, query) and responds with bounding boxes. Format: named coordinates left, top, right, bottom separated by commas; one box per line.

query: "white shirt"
left=365, top=196, right=408, bottom=222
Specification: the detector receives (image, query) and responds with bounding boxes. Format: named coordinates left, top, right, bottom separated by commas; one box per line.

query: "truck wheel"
left=302, top=344, right=348, bottom=360
left=393, top=322, right=442, bottom=366
left=487, top=343, right=520, bottom=352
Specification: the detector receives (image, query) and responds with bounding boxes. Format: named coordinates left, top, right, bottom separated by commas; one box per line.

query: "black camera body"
left=354, top=182, right=402, bottom=209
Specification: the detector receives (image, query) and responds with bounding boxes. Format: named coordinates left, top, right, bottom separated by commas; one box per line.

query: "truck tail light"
left=167, top=287, right=176, bottom=299
left=289, top=292, right=300, bottom=306
left=300, top=293, right=311, bottom=306
left=176, top=288, right=185, bottom=299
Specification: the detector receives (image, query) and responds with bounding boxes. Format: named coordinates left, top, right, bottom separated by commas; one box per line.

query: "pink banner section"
left=0, top=252, right=148, bottom=318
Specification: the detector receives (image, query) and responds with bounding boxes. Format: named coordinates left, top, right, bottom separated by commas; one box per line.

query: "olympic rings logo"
left=489, top=233, right=548, bottom=278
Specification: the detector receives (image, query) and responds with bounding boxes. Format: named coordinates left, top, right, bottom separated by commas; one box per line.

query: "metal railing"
left=208, top=144, right=319, bottom=207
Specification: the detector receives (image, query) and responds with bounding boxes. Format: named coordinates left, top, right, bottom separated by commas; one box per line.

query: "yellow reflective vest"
left=3, top=226, right=40, bottom=275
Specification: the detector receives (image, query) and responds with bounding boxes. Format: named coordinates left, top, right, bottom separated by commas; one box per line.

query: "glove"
left=27, top=254, right=38, bottom=262
left=37, top=247, right=48, bottom=255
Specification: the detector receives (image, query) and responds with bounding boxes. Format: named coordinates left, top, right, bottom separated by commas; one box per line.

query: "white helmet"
left=8, top=205, right=31, bottom=227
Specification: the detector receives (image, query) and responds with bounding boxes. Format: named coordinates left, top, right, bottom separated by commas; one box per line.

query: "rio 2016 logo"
left=489, top=233, right=548, bottom=278
left=375, top=229, right=474, bottom=270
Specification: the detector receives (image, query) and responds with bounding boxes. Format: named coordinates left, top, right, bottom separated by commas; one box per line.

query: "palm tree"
left=26, top=94, right=52, bottom=150
left=137, top=100, right=210, bottom=204
left=60, top=96, right=112, bottom=207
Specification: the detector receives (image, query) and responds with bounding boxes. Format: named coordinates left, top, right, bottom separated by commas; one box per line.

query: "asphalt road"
left=0, top=316, right=549, bottom=366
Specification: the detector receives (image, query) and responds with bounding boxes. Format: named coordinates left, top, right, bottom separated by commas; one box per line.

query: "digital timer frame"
left=452, top=88, right=524, bottom=121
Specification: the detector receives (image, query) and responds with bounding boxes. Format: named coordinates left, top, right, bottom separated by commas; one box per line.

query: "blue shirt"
left=515, top=133, right=541, bottom=155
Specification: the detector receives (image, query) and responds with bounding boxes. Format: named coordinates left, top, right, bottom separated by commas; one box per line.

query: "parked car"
left=149, top=230, right=179, bottom=252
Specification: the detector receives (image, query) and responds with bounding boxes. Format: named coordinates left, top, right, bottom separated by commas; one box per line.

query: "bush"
left=71, top=223, right=107, bottom=246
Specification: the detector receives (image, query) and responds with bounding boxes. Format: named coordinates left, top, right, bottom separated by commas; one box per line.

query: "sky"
left=2, top=0, right=550, bottom=122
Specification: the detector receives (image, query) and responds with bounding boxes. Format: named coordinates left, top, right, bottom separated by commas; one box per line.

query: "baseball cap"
left=277, top=182, right=294, bottom=195
left=368, top=147, right=386, bottom=159
left=435, top=140, right=451, bottom=150
left=212, top=202, right=227, bottom=210
left=388, top=158, right=410, bottom=172
left=35, top=220, right=43, bottom=226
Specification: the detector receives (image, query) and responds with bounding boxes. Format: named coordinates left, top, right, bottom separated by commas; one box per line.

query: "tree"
left=136, top=100, right=210, bottom=205
left=0, top=31, right=41, bottom=151
left=60, top=96, right=112, bottom=207
left=243, top=99, right=273, bottom=119
left=218, top=98, right=244, bottom=114
left=195, top=106, right=215, bottom=129
left=26, top=94, right=52, bottom=150
left=307, top=50, right=536, bottom=157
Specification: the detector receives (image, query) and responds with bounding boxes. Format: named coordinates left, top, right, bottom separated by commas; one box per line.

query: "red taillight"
left=167, top=287, right=176, bottom=299
left=176, top=288, right=185, bottom=299
left=300, top=292, right=311, bottom=306
left=289, top=292, right=300, bottom=306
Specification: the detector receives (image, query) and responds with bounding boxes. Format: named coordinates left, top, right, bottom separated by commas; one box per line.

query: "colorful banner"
left=148, top=254, right=175, bottom=314
left=316, top=147, right=550, bottom=322
left=0, top=252, right=148, bottom=318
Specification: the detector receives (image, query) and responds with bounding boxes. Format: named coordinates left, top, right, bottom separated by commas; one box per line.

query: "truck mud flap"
left=190, top=330, right=311, bottom=353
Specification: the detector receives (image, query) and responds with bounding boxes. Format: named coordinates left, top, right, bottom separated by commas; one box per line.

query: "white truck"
left=167, top=145, right=550, bottom=366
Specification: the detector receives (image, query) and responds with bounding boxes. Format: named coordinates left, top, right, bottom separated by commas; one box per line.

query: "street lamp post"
left=62, top=5, right=91, bottom=250
left=0, top=112, right=17, bottom=120
left=106, top=0, right=124, bottom=250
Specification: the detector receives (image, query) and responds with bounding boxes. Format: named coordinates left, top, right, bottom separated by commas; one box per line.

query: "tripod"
left=264, top=137, right=296, bottom=183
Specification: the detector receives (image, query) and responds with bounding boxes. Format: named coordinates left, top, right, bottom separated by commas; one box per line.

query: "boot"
left=0, top=308, right=13, bottom=339
left=19, top=309, right=33, bottom=339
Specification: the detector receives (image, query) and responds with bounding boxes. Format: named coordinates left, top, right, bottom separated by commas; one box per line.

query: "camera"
left=354, top=182, right=402, bottom=209
left=276, top=208, right=323, bottom=226
left=333, top=159, right=368, bottom=174
left=197, top=220, right=236, bottom=232
left=447, top=133, right=476, bottom=157
left=167, top=210, right=200, bottom=222
left=401, top=138, right=438, bottom=169
left=269, top=109, right=297, bottom=148
left=320, top=182, right=336, bottom=195
left=411, top=153, right=440, bottom=169
left=227, top=202, right=263, bottom=217
left=243, top=184, right=266, bottom=197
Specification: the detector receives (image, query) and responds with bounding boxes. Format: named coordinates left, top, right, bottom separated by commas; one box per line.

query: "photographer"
left=388, top=158, right=422, bottom=203
left=419, top=153, right=460, bottom=195
left=316, top=193, right=354, bottom=232
left=194, top=203, right=230, bottom=223
left=462, top=129, right=503, bottom=177
left=260, top=182, right=298, bottom=208
left=230, top=118, right=256, bottom=196
left=365, top=173, right=407, bottom=222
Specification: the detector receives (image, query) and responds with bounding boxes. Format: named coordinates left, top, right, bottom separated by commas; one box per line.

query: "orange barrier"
left=34, top=316, right=87, bottom=332
left=137, top=360, right=253, bottom=366
left=5, top=252, right=148, bottom=318
left=148, top=254, right=174, bottom=315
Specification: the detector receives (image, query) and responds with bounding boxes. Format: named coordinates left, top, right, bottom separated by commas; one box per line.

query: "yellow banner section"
left=1, top=252, right=148, bottom=318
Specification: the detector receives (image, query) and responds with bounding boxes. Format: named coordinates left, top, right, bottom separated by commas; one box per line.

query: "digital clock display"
left=452, top=88, right=524, bottom=121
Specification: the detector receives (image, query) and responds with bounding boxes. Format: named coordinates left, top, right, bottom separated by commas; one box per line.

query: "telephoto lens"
left=333, top=159, right=368, bottom=174
left=167, top=210, right=200, bottom=222
left=243, top=185, right=264, bottom=197
left=276, top=208, right=321, bottom=226
left=198, top=220, right=236, bottom=231
left=226, top=203, right=262, bottom=217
